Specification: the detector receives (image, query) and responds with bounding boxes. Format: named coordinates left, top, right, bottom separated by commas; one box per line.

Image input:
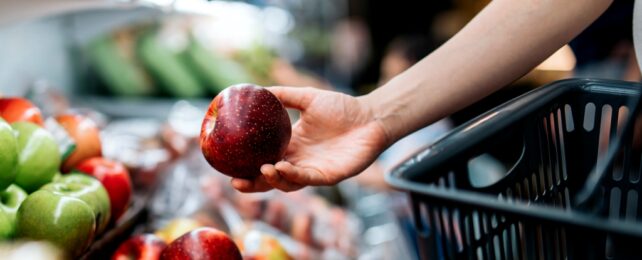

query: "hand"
left=231, top=87, right=390, bottom=192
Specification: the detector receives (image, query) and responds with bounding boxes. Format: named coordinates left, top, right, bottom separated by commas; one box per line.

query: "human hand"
left=231, top=87, right=390, bottom=192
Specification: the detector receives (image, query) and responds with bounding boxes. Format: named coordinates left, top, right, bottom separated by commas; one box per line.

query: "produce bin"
left=386, top=79, right=642, bottom=259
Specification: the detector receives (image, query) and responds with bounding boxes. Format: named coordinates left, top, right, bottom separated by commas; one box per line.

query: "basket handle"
left=574, top=84, right=642, bottom=209
left=390, top=79, right=582, bottom=182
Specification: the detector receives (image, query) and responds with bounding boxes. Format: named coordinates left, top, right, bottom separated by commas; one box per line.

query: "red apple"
left=112, top=234, right=167, bottom=260
left=160, top=227, right=242, bottom=260
left=75, top=157, right=132, bottom=221
left=56, top=114, right=102, bottom=172
left=0, top=97, right=44, bottom=126
left=200, top=84, right=291, bottom=179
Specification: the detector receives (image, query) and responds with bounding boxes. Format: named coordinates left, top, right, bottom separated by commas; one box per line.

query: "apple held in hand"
left=75, top=157, right=132, bottom=221
left=16, top=190, right=96, bottom=257
left=41, top=174, right=111, bottom=234
left=200, top=84, right=291, bottom=179
left=112, top=234, right=167, bottom=260
left=161, top=227, right=242, bottom=260
left=12, top=122, right=61, bottom=193
left=55, top=114, right=102, bottom=173
left=0, top=97, right=44, bottom=126
left=0, top=118, right=18, bottom=191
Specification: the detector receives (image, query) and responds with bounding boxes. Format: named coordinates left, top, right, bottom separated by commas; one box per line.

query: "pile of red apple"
left=113, top=217, right=292, bottom=260
left=0, top=97, right=133, bottom=257
left=113, top=227, right=243, bottom=260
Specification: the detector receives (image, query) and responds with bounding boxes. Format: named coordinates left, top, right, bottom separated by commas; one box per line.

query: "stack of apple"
left=0, top=97, right=133, bottom=257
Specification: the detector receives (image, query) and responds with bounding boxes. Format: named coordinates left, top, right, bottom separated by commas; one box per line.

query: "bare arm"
left=364, top=0, right=613, bottom=144
left=234, top=0, right=613, bottom=192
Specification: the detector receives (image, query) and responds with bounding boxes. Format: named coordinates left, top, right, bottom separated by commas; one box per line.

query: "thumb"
left=267, top=86, right=315, bottom=111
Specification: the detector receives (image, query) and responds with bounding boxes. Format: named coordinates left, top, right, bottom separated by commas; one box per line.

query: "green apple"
left=0, top=184, right=27, bottom=238
left=0, top=118, right=18, bottom=191
left=12, top=122, right=61, bottom=193
left=0, top=208, right=13, bottom=239
left=42, top=174, right=111, bottom=234
left=16, top=190, right=96, bottom=257
left=52, top=172, right=63, bottom=182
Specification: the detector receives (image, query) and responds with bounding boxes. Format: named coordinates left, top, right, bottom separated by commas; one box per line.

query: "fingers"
left=234, top=162, right=332, bottom=193
left=231, top=175, right=273, bottom=193
left=261, top=164, right=304, bottom=192
left=267, top=86, right=316, bottom=111
left=274, top=161, right=330, bottom=186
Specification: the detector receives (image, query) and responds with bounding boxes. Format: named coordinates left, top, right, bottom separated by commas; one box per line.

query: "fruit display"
left=0, top=118, right=18, bottom=191
left=75, top=157, right=133, bottom=222
left=55, top=114, right=102, bottom=172
left=16, top=189, right=97, bottom=256
left=42, top=174, right=111, bottom=234
left=0, top=87, right=411, bottom=259
left=200, top=84, right=291, bottom=179
left=0, top=185, right=27, bottom=238
left=0, top=98, right=44, bottom=126
left=0, top=97, right=140, bottom=257
left=12, top=122, right=60, bottom=193
left=0, top=2, right=418, bottom=259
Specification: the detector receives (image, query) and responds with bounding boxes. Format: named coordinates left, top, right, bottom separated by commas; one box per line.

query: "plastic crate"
left=386, top=79, right=642, bottom=259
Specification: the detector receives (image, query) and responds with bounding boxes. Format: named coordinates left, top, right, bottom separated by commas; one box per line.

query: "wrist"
left=358, top=83, right=405, bottom=147
left=360, top=71, right=432, bottom=146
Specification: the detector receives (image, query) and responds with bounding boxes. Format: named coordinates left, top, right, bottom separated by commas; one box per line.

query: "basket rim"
left=385, top=78, right=642, bottom=237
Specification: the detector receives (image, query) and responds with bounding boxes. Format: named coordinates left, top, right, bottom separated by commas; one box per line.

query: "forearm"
left=362, top=0, right=612, bottom=144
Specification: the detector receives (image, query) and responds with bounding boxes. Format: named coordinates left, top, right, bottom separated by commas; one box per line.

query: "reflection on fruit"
left=16, top=190, right=96, bottom=257
left=42, top=174, right=111, bottom=234
left=161, top=227, right=242, bottom=260
left=12, top=122, right=61, bottom=193
left=75, top=157, right=132, bottom=221
left=155, top=218, right=203, bottom=244
left=0, top=97, right=44, bottom=126
left=200, top=84, right=291, bottom=179
left=0, top=118, right=18, bottom=191
left=112, top=234, right=167, bottom=260
left=55, top=114, right=102, bottom=173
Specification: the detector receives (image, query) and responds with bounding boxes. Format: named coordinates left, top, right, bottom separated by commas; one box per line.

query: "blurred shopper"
left=232, top=0, right=619, bottom=192
left=571, top=0, right=640, bottom=81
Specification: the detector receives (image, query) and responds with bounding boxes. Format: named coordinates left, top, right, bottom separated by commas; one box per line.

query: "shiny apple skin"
left=56, top=114, right=102, bottom=173
left=200, top=84, right=291, bottom=179
left=112, top=234, right=167, bottom=260
left=160, top=227, right=242, bottom=260
left=0, top=97, right=44, bottom=126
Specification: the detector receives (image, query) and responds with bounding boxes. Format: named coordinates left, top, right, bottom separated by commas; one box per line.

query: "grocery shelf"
left=75, top=96, right=212, bottom=119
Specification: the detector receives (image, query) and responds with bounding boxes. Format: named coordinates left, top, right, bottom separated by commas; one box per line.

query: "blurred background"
left=0, top=0, right=638, bottom=259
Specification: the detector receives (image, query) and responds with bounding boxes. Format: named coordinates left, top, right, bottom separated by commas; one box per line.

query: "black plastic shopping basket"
left=386, top=79, right=642, bottom=259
